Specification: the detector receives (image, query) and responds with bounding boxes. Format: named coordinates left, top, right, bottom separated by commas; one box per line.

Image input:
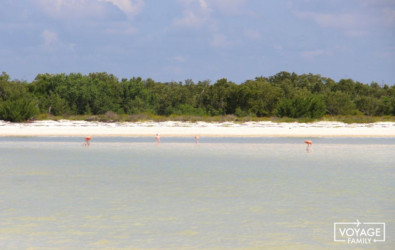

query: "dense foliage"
left=0, top=73, right=39, bottom=122
left=0, top=71, right=394, bottom=122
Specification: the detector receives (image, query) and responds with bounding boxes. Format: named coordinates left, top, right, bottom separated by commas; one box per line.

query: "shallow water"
left=0, top=137, right=394, bottom=249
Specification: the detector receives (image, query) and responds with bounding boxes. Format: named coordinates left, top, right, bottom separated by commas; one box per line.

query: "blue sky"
left=1, top=0, right=394, bottom=84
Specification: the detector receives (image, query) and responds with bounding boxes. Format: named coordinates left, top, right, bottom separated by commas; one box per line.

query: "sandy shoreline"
left=1, top=120, right=395, bottom=137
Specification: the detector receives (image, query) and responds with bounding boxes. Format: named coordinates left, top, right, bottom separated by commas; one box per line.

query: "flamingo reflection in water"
left=155, top=133, right=161, bottom=144
left=304, top=140, right=312, bottom=152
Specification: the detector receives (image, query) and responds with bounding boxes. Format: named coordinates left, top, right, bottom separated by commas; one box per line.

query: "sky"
left=1, top=0, right=394, bottom=85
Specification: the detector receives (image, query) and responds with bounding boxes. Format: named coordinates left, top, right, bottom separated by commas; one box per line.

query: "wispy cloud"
left=211, top=33, right=233, bottom=48
left=172, top=56, right=186, bottom=63
left=42, top=30, right=59, bottom=49
left=99, top=0, right=144, bottom=18
left=292, top=0, right=395, bottom=37
left=173, top=10, right=209, bottom=28
left=360, top=0, right=395, bottom=27
left=273, top=44, right=283, bottom=51
left=294, top=11, right=361, bottom=29
left=381, top=7, right=395, bottom=26
left=172, top=0, right=250, bottom=48
left=343, top=30, right=368, bottom=37
left=172, top=0, right=253, bottom=29
left=360, top=0, right=395, bottom=7
left=300, top=49, right=332, bottom=60
left=244, top=29, right=261, bottom=40
left=212, top=0, right=248, bottom=15
left=374, top=45, right=395, bottom=58
left=36, top=0, right=108, bottom=19
left=35, top=0, right=143, bottom=38
left=36, top=0, right=144, bottom=19
left=3, top=0, right=393, bottom=84
left=173, top=0, right=212, bottom=28
left=293, top=10, right=372, bottom=38
left=104, top=23, right=137, bottom=35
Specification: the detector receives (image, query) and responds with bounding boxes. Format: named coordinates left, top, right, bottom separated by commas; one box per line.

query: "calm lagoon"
left=0, top=137, right=394, bottom=249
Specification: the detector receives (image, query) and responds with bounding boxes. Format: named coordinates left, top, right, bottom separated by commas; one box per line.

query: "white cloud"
left=273, top=44, right=286, bottom=56
left=358, top=1, right=395, bottom=28
left=41, top=29, right=78, bottom=55
left=198, top=0, right=210, bottom=11
left=300, top=49, right=332, bottom=60
left=293, top=10, right=375, bottom=38
left=172, top=56, right=186, bottom=63
left=294, top=11, right=360, bottom=29
left=360, top=0, right=395, bottom=7
left=163, top=65, right=183, bottom=76
left=244, top=29, right=261, bottom=40
left=104, top=23, right=137, bottom=35
left=35, top=0, right=143, bottom=37
left=172, top=0, right=251, bottom=49
left=374, top=45, right=395, bottom=58
left=36, top=0, right=144, bottom=19
left=36, top=0, right=107, bottom=19
left=212, top=0, right=247, bottom=15
left=344, top=30, right=368, bottom=37
left=42, top=30, right=59, bottom=48
left=292, top=0, right=395, bottom=37
left=273, top=44, right=283, bottom=51
left=99, top=0, right=144, bottom=18
left=173, top=0, right=212, bottom=28
left=173, top=10, right=208, bottom=28
left=381, top=7, right=395, bottom=26
left=211, top=33, right=232, bottom=48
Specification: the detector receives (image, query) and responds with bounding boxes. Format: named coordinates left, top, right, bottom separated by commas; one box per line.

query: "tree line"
left=0, top=71, right=394, bottom=122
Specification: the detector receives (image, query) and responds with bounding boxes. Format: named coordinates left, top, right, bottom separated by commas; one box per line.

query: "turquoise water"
left=0, top=137, right=394, bottom=249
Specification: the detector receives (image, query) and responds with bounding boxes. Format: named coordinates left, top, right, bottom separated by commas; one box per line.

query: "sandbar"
left=1, top=120, right=394, bottom=137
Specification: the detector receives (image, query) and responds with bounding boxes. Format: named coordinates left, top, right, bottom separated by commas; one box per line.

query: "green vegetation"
left=0, top=73, right=39, bottom=122
left=0, top=71, right=394, bottom=122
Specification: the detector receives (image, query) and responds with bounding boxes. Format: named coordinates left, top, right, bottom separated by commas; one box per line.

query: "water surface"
left=0, top=137, right=394, bottom=249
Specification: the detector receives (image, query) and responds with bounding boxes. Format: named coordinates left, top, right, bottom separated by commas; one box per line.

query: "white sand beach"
left=1, top=120, right=395, bottom=137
